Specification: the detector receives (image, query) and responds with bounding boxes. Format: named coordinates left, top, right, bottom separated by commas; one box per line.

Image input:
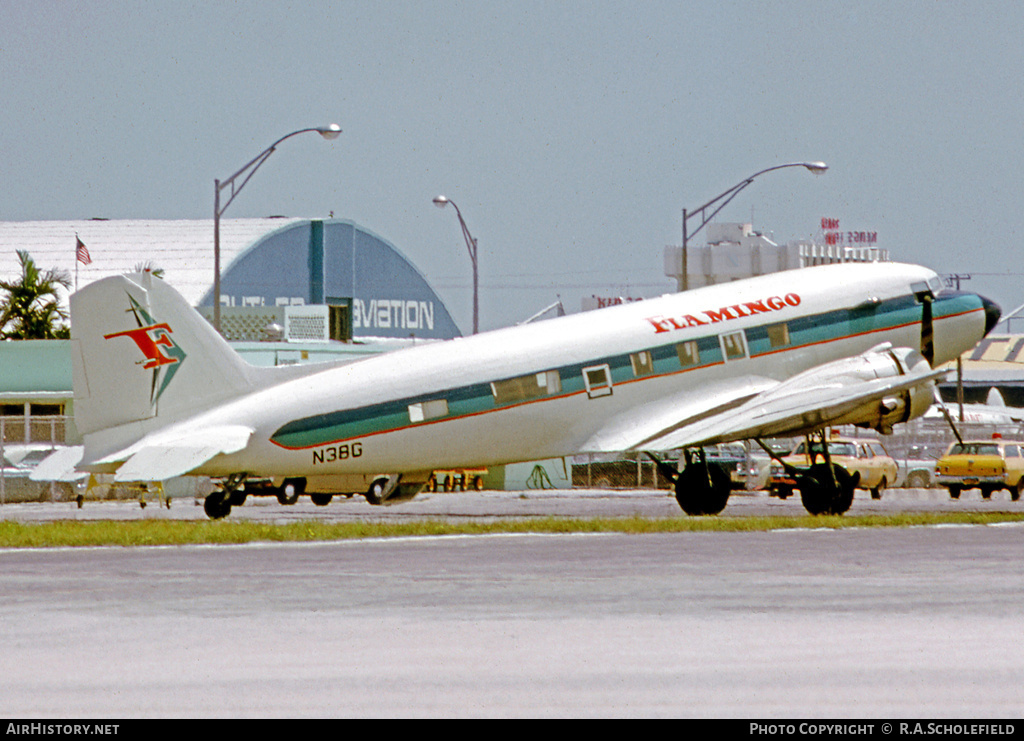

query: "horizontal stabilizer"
left=99, top=426, right=253, bottom=482
left=29, top=446, right=86, bottom=482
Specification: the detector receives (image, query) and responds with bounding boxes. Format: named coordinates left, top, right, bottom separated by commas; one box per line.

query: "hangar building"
left=0, top=218, right=461, bottom=341
left=0, top=217, right=461, bottom=443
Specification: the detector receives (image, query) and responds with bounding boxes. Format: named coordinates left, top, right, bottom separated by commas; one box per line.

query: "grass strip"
left=0, top=511, right=1021, bottom=548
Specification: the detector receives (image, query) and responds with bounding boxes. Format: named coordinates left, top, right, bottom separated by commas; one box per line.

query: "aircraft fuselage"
left=170, top=262, right=990, bottom=478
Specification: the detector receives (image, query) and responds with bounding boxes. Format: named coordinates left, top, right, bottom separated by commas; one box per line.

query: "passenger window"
left=491, top=370, right=561, bottom=405
left=408, top=399, right=448, bottom=423
left=583, top=364, right=613, bottom=398
left=720, top=330, right=748, bottom=361
left=630, top=350, right=654, bottom=377
left=677, top=341, right=700, bottom=368
left=767, top=322, right=790, bottom=348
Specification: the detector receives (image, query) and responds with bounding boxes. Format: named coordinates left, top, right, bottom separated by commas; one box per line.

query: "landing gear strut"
left=758, top=432, right=857, bottom=515
left=646, top=448, right=731, bottom=516
left=204, top=473, right=246, bottom=520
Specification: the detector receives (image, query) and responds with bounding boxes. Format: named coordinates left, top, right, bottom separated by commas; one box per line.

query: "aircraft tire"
left=798, top=474, right=829, bottom=516
left=366, top=477, right=388, bottom=505
left=276, top=478, right=304, bottom=505
left=203, top=493, right=232, bottom=520
left=674, top=462, right=731, bottom=516
left=799, top=464, right=855, bottom=516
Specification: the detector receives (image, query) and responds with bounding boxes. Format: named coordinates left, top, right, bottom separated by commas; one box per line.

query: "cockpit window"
left=911, top=281, right=934, bottom=300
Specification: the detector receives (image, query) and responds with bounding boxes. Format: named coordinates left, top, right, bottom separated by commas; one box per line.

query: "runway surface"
left=2, top=483, right=1022, bottom=523
left=1, top=488, right=1022, bottom=718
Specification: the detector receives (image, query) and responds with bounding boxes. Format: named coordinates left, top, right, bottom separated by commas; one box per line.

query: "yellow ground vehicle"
left=769, top=438, right=898, bottom=500
left=428, top=469, right=487, bottom=492
left=934, top=439, right=1024, bottom=500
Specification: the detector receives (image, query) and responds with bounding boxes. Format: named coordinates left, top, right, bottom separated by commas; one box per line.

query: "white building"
left=664, top=222, right=890, bottom=291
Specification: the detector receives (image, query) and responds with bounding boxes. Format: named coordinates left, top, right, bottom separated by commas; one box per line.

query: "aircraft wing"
left=92, top=425, right=254, bottom=482
left=634, top=365, right=946, bottom=452
left=579, top=375, right=780, bottom=453
left=580, top=344, right=946, bottom=454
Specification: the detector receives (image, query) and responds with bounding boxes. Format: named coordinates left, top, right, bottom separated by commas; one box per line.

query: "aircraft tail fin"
left=71, top=273, right=257, bottom=435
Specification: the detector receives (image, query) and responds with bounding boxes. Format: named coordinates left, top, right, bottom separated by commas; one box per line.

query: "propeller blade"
left=921, top=295, right=935, bottom=367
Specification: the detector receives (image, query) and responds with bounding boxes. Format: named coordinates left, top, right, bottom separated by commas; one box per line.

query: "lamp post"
left=432, top=195, right=479, bottom=334
left=681, top=161, right=828, bottom=291
left=213, top=124, right=342, bottom=332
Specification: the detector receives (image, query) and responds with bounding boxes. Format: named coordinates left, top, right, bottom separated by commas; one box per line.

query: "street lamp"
left=433, top=195, right=479, bottom=334
left=212, top=124, right=342, bottom=332
left=680, top=161, right=827, bottom=291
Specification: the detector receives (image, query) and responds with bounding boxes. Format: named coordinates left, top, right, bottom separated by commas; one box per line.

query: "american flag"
left=76, top=235, right=92, bottom=265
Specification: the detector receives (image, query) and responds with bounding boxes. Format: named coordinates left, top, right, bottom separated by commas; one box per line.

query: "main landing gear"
left=203, top=473, right=248, bottom=520
left=648, top=430, right=859, bottom=517
left=647, top=448, right=732, bottom=516
left=757, top=431, right=858, bottom=516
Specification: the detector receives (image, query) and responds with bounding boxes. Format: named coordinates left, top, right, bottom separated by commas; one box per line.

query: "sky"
left=2, top=0, right=1023, bottom=334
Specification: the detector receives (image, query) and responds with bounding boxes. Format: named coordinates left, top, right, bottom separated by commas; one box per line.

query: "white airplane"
left=56, top=261, right=999, bottom=518
left=924, top=388, right=1024, bottom=426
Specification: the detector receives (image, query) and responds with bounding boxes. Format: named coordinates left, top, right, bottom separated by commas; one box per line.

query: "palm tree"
left=132, top=261, right=165, bottom=278
left=0, top=250, right=72, bottom=339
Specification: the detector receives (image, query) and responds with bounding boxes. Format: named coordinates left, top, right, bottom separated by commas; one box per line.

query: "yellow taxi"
left=934, top=437, right=1024, bottom=500
left=769, top=437, right=898, bottom=500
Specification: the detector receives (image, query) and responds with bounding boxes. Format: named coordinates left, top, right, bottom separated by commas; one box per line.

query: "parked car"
left=689, top=443, right=771, bottom=491
left=769, top=438, right=898, bottom=500
left=699, top=443, right=749, bottom=491
left=896, top=444, right=941, bottom=488
left=934, top=438, right=1024, bottom=500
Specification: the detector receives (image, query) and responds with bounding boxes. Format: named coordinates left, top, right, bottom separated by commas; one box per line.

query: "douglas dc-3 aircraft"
left=57, top=261, right=998, bottom=519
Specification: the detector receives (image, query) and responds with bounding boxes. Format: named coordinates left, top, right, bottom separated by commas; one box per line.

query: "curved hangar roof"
left=0, top=218, right=460, bottom=340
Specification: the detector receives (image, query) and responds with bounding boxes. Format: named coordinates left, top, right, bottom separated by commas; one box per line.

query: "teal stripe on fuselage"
left=269, top=292, right=976, bottom=450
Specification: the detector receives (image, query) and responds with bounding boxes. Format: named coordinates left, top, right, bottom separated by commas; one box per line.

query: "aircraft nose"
left=981, top=295, right=1001, bottom=336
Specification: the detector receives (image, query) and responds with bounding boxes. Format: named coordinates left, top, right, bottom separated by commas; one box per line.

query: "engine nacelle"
left=827, top=345, right=937, bottom=434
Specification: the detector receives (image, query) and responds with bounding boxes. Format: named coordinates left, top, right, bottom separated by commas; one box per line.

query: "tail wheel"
left=203, top=492, right=232, bottom=519
left=366, top=477, right=389, bottom=505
